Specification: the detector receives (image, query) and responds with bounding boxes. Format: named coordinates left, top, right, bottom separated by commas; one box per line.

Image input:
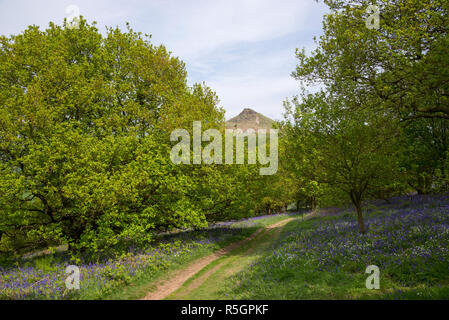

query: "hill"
left=225, top=108, right=274, bottom=131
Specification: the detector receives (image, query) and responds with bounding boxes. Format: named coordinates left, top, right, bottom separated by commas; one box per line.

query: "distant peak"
left=226, top=108, right=274, bottom=131
left=240, top=108, right=257, bottom=115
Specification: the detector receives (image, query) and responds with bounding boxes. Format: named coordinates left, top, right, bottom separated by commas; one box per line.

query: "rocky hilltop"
left=225, top=108, right=274, bottom=132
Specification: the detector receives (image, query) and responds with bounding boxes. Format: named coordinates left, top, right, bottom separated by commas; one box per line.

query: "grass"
left=103, top=245, right=214, bottom=300
left=108, top=213, right=296, bottom=300
left=218, top=194, right=449, bottom=300
left=0, top=212, right=297, bottom=300
left=166, top=217, right=294, bottom=300
left=6, top=193, right=448, bottom=301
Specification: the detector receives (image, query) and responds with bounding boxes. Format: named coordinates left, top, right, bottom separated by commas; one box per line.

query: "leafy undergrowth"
left=0, top=213, right=295, bottom=300
left=220, top=194, right=449, bottom=300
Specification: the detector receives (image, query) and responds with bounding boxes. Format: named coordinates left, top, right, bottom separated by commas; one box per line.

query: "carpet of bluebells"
left=0, top=213, right=293, bottom=300
left=226, top=194, right=449, bottom=299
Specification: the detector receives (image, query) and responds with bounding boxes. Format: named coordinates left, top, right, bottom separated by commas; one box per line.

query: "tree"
left=279, top=109, right=326, bottom=211
left=0, top=18, right=228, bottom=256
left=283, top=91, right=402, bottom=233
left=295, top=0, right=449, bottom=119
left=286, top=0, right=449, bottom=225
left=400, top=117, right=449, bottom=194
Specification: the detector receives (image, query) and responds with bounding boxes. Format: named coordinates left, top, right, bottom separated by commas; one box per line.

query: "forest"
left=0, top=0, right=448, bottom=300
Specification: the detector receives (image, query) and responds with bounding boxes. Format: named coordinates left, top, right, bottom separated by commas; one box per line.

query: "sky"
left=0, top=0, right=329, bottom=120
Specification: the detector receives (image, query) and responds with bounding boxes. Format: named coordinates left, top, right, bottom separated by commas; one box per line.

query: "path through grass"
left=166, top=217, right=296, bottom=300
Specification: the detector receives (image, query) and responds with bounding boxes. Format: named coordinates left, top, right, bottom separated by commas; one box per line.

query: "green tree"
left=283, top=92, right=402, bottom=233
left=0, top=18, right=227, bottom=256
left=400, top=117, right=449, bottom=194
left=295, top=0, right=449, bottom=119
left=288, top=0, right=448, bottom=216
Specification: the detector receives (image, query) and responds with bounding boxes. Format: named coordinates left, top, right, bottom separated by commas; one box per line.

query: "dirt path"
left=141, top=218, right=294, bottom=300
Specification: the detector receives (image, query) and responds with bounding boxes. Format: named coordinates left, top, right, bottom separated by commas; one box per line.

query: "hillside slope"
left=226, top=108, right=274, bottom=131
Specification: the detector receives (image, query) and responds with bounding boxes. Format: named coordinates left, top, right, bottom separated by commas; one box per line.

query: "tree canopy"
left=0, top=19, right=266, bottom=257
left=279, top=0, right=449, bottom=233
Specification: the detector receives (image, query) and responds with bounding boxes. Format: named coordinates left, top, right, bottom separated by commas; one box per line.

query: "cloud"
left=0, top=0, right=329, bottom=120
left=139, top=0, right=319, bottom=59
left=0, top=0, right=134, bottom=35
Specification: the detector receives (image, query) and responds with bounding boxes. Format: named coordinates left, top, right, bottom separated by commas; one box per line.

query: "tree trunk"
left=355, top=201, right=367, bottom=234
left=350, top=191, right=367, bottom=234
left=416, top=173, right=432, bottom=195
left=308, top=196, right=317, bottom=210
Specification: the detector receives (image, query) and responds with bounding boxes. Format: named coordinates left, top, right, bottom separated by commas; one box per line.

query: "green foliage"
left=280, top=0, right=448, bottom=232
left=281, top=90, right=405, bottom=232
left=400, top=118, right=449, bottom=194
left=0, top=18, right=260, bottom=257
left=296, top=0, right=449, bottom=119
